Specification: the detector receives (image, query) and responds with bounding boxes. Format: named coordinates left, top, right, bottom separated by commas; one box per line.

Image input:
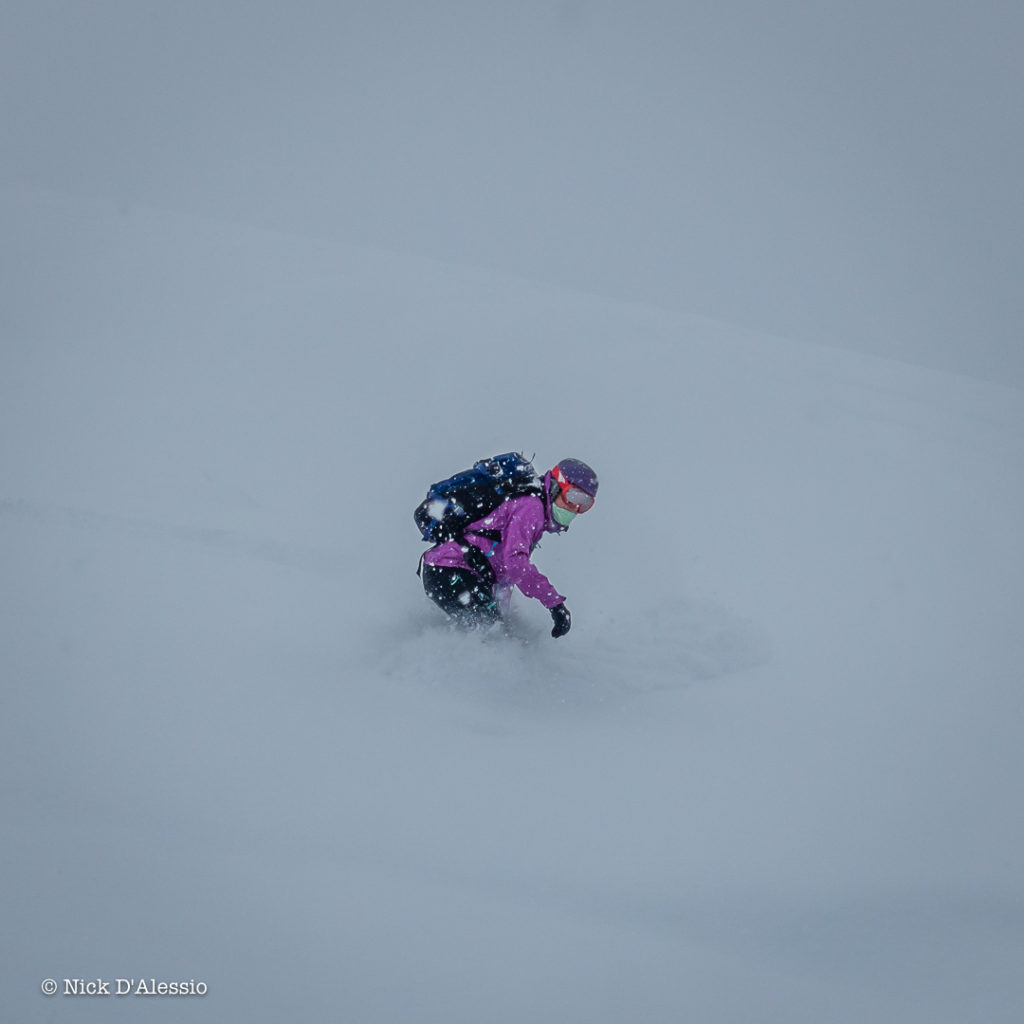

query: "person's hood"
left=542, top=470, right=570, bottom=533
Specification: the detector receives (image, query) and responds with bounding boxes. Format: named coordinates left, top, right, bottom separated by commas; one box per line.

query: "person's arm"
left=500, top=502, right=565, bottom=609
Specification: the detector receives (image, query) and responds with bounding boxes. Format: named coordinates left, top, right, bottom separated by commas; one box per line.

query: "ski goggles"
left=552, top=467, right=595, bottom=514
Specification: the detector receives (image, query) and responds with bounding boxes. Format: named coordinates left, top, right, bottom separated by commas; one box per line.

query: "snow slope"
left=2, top=185, right=1024, bottom=1022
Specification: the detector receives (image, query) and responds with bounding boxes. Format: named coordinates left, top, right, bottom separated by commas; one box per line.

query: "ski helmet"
left=550, top=458, right=598, bottom=514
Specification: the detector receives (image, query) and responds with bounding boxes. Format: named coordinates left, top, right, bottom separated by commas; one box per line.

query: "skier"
left=420, top=458, right=598, bottom=637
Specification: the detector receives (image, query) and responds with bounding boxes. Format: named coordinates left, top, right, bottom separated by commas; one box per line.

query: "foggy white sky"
left=3, top=0, right=1022, bottom=383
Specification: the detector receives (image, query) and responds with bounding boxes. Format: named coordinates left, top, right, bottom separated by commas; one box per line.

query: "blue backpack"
left=414, top=452, right=541, bottom=545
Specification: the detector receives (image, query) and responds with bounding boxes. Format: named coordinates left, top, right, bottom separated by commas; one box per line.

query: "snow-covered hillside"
left=2, top=184, right=1023, bottom=1022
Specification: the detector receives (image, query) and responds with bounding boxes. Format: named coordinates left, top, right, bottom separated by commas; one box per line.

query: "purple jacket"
left=422, top=490, right=566, bottom=609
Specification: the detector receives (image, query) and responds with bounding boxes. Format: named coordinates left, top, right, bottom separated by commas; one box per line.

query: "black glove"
left=549, top=602, right=571, bottom=638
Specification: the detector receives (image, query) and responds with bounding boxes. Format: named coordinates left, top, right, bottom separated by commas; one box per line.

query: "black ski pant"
left=421, top=564, right=500, bottom=626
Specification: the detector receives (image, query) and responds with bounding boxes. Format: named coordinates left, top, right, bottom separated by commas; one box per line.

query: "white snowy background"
left=3, top=3, right=1023, bottom=1022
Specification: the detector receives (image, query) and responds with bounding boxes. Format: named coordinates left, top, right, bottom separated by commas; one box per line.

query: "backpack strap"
left=461, top=537, right=497, bottom=588
left=467, top=528, right=502, bottom=543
